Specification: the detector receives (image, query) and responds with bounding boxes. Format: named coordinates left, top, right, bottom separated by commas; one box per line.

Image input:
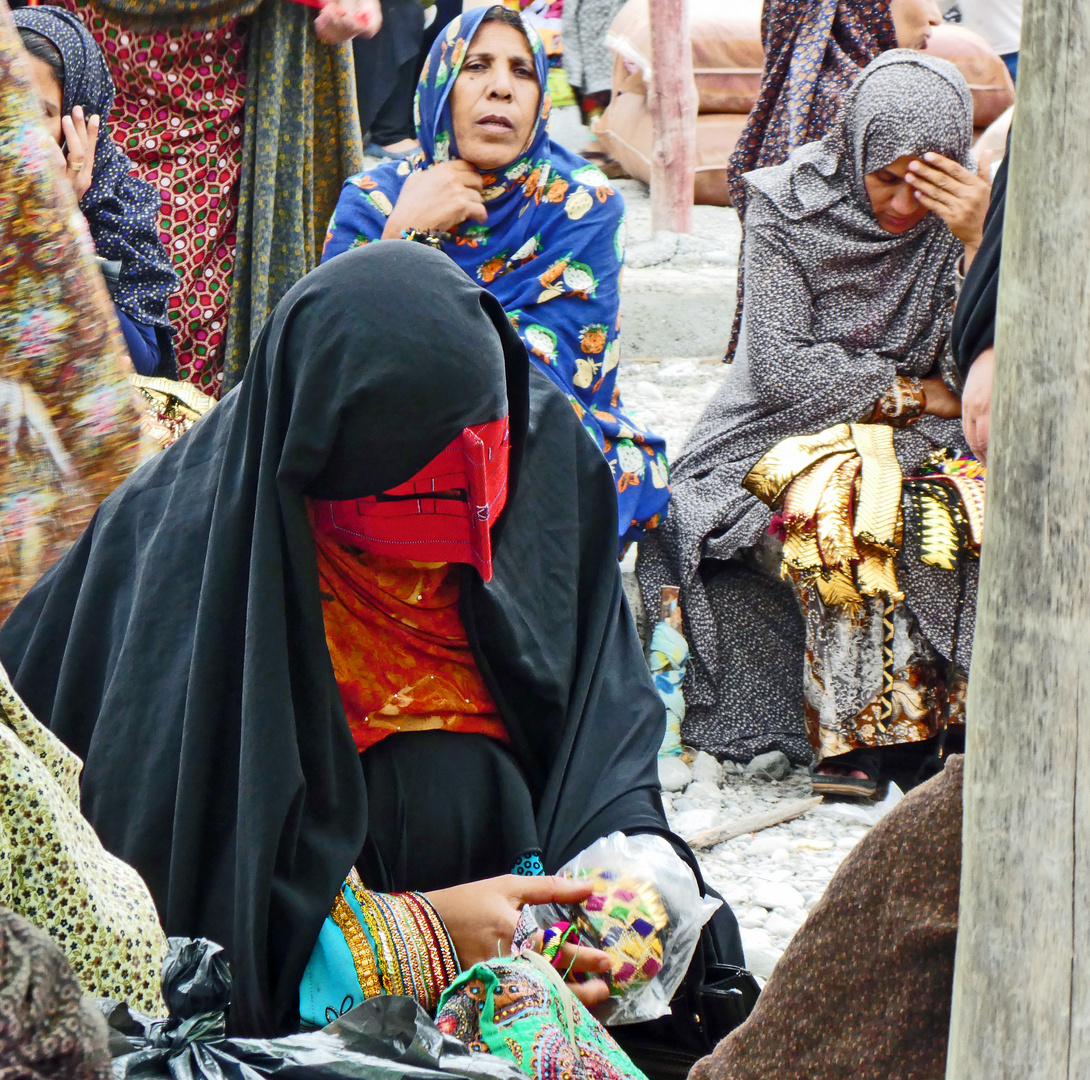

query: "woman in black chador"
left=0, top=243, right=742, bottom=1056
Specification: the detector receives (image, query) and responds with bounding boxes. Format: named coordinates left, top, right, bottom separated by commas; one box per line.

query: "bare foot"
left=815, top=764, right=871, bottom=781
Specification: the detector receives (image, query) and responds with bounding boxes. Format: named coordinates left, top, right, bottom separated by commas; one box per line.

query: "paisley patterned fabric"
left=436, top=958, right=646, bottom=1080
left=58, top=0, right=363, bottom=396
left=0, top=661, right=167, bottom=1015
left=0, top=0, right=139, bottom=622
left=321, top=7, right=669, bottom=549
left=0, top=906, right=111, bottom=1080
left=314, top=528, right=507, bottom=753
left=795, top=581, right=964, bottom=762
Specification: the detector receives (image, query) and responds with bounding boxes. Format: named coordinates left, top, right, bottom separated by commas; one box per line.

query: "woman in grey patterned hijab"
left=638, top=51, right=991, bottom=794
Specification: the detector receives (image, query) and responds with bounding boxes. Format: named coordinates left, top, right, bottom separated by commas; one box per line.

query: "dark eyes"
left=463, top=60, right=535, bottom=78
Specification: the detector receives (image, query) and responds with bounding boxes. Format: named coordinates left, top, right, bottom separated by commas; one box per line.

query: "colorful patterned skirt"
left=61, top=0, right=247, bottom=394
left=794, top=582, right=965, bottom=763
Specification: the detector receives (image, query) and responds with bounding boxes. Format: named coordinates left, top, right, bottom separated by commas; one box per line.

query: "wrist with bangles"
left=398, top=227, right=446, bottom=248
left=872, top=374, right=925, bottom=425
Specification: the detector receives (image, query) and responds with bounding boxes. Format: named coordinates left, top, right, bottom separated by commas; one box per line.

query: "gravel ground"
left=660, top=752, right=904, bottom=979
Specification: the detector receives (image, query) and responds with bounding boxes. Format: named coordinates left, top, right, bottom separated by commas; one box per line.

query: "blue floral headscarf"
left=322, top=6, right=671, bottom=549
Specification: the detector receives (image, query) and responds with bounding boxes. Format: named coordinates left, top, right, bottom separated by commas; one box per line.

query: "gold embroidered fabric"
left=744, top=423, right=904, bottom=608
left=0, top=663, right=166, bottom=1015
left=130, top=374, right=217, bottom=455
left=744, top=426, right=986, bottom=610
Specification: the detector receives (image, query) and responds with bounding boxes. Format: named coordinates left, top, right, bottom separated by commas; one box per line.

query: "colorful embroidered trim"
left=329, top=884, right=383, bottom=1000
left=905, top=451, right=987, bottom=570
left=338, top=869, right=461, bottom=1011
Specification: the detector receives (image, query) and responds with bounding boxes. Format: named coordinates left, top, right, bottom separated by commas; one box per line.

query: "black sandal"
left=810, top=770, right=878, bottom=798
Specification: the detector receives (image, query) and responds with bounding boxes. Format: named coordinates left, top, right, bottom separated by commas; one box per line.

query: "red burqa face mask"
left=311, top=417, right=510, bottom=581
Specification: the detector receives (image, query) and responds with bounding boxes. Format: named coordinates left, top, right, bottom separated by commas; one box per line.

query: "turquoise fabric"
left=649, top=622, right=687, bottom=757
left=299, top=880, right=377, bottom=1030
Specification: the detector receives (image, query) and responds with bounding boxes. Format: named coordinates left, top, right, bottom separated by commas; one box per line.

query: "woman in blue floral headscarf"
left=322, top=4, right=670, bottom=551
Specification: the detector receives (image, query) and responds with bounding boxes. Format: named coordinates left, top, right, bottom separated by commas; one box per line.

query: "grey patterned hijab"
left=748, top=49, right=974, bottom=224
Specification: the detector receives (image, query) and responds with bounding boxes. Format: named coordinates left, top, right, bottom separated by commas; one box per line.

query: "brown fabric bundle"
left=691, top=755, right=963, bottom=1080
left=0, top=907, right=110, bottom=1080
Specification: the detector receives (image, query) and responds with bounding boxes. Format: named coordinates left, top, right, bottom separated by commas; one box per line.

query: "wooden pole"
left=647, top=0, right=697, bottom=235
left=946, top=3, right=1090, bottom=1077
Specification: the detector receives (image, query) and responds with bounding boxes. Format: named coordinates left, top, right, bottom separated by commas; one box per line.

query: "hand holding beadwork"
left=425, top=874, right=613, bottom=1009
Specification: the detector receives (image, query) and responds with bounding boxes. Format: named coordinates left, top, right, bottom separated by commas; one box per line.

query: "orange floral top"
left=313, top=530, right=507, bottom=753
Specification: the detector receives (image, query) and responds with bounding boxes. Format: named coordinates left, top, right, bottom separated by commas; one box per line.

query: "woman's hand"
left=961, top=346, right=994, bottom=463
left=424, top=874, right=612, bottom=1009
left=905, top=151, right=992, bottom=269
left=314, top=0, right=381, bottom=44
left=60, top=106, right=99, bottom=202
left=382, top=160, right=487, bottom=239
left=921, top=376, right=962, bottom=419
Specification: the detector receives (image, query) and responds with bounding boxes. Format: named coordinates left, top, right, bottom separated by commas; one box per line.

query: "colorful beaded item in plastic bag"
left=573, top=870, right=668, bottom=995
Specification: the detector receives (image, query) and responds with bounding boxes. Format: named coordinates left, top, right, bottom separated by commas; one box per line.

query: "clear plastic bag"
left=531, top=832, right=720, bottom=1025
left=101, top=937, right=527, bottom=1080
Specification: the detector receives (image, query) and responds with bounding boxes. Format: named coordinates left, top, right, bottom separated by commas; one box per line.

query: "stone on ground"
left=744, top=751, right=794, bottom=781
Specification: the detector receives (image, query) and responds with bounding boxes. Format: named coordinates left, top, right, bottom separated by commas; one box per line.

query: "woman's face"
left=25, top=53, right=63, bottom=144
left=889, top=0, right=941, bottom=50
left=864, top=154, right=931, bottom=233
left=449, top=21, right=540, bottom=172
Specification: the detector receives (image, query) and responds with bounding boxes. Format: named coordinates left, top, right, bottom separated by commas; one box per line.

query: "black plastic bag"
left=101, top=938, right=525, bottom=1080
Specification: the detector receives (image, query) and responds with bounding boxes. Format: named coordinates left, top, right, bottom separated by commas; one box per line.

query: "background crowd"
left=0, top=0, right=1022, bottom=1078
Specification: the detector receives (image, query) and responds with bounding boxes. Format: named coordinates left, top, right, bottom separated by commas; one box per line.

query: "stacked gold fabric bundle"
left=743, top=424, right=985, bottom=609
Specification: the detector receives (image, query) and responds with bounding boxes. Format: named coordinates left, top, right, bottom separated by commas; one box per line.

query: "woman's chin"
left=461, top=140, right=525, bottom=174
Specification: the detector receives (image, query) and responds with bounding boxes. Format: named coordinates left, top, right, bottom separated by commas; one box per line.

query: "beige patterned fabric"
left=0, top=663, right=167, bottom=1016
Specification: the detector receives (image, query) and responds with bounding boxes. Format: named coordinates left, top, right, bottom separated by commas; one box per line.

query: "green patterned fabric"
left=435, top=955, right=647, bottom=1080
left=89, top=0, right=363, bottom=385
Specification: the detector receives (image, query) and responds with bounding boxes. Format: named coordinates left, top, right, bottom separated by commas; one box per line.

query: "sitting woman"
left=0, top=243, right=742, bottom=1050
left=322, top=6, right=669, bottom=552
left=637, top=52, right=990, bottom=796
left=15, top=6, right=176, bottom=378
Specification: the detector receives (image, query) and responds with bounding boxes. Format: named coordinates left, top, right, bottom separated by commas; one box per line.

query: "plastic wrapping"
left=532, top=833, right=720, bottom=1025
left=102, top=937, right=527, bottom=1080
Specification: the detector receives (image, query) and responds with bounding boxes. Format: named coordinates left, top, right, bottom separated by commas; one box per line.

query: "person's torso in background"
left=946, top=0, right=1021, bottom=57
